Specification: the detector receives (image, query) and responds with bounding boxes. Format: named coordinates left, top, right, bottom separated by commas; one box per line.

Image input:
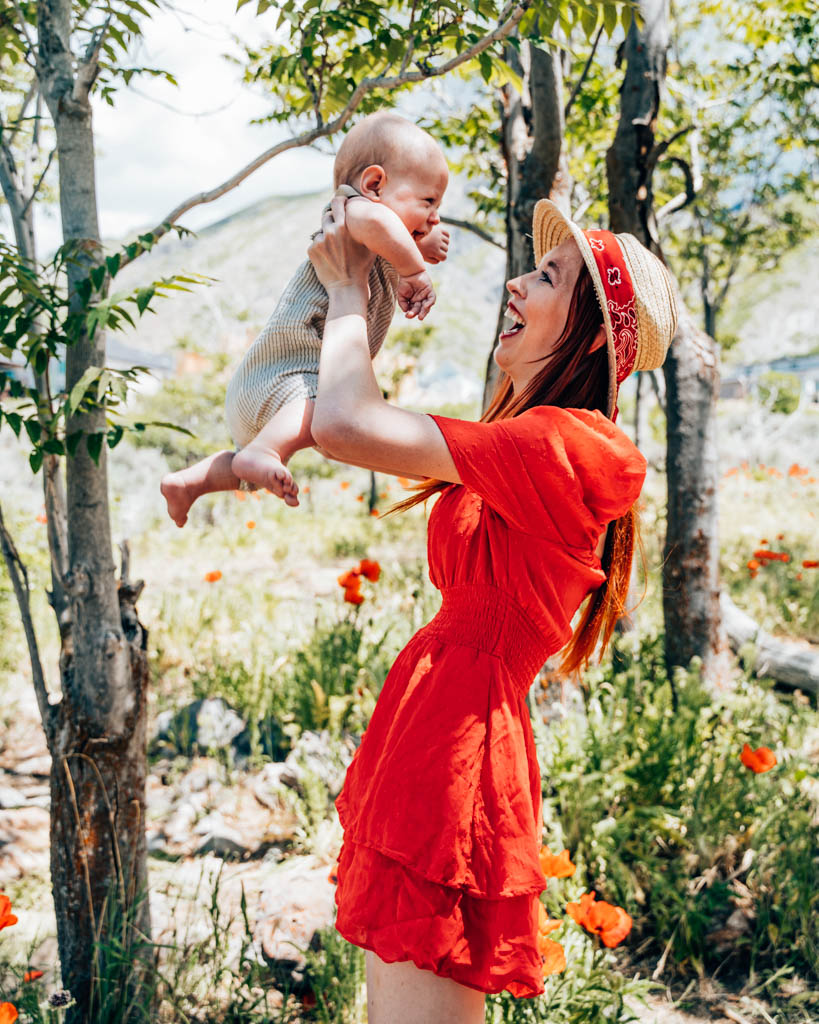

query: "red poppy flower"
left=0, top=1004, right=17, bottom=1024
left=539, top=847, right=576, bottom=878
left=344, top=588, right=364, bottom=605
left=23, top=970, right=43, bottom=983
left=747, top=559, right=760, bottom=571
left=370, top=509, right=379, bottom=517
left=537, top=901, right=562, bottom=944
left=301, top=990, right=317, bottom=1009
left=203, top=570, right=222, bottom=583
left=802, top=560, right=819, bottom=569
left=337, top=569, right=360, bottom=590
left=357, top=559, right=381, bottom=582
left=740, top=743, right=777, bottom=773
left=0, top=894, right=17, bottom=930
left=567, top=891, right=633, bottom=947
left=327, top=863, right=339, bottom=885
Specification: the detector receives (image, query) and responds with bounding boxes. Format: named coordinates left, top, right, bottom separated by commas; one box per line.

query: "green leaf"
left=86, top=432, right=104, bottom=465
left=29, top=449, right=43, bottom=473
left=67, top=366, right=104, bottom=417
left=42, top=438, right=65, bottom=455
left=106, top=253, right=122, bottom=278
left=65, top=432, right=83, bottom=456
left=107, top=424, right=124, bottom=448
left=24, top=419, right=42, bottom=443
left=136, top=287, right=155, bottom=314
left=90, top=265, right=106, bottom=292
left=5, top=412, right=22, bottom=437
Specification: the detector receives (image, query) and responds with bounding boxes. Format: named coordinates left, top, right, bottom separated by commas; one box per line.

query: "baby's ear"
left=358, top=164, right=387, bottom=200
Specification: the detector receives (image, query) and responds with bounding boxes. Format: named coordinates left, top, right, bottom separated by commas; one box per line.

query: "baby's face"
left=379, top=156, right=449, bottom=242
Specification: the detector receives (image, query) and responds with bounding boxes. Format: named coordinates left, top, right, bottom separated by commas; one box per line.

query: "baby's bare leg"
left=161, top=449, right=241, bottom=528
left=231, top=398, right=314, bottom=504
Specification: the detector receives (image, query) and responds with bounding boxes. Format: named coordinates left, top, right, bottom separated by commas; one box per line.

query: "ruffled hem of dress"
left=333, top=836, right=546, bottom=1000
left=335, top=798, right=548, bottom=901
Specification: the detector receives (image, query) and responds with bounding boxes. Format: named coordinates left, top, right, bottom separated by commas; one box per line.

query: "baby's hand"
left=417, top=225, right=450, bottom=265
left=396, top=270, right=436, bottom=321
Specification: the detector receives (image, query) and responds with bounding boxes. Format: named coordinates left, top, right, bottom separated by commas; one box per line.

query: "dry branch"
left=720, top=592, right=819, bottom=695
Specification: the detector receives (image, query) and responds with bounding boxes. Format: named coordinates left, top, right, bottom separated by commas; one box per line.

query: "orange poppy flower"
left=302, top=485, right=310, bottom=494
left=356, top=494, right=364, bottom=502
left=397, top=476, right=413, bottom=488
left=357, top=559, right=381, bottom=583
left=0, top=895, right=17, bottom=930
left=777, top=532, right=785, bottom=540
left=539, top=848, right=576, bottom=878
left=740, top=743, right=776, bottom=773
left=724, top=467, right=738, bottom=477
left=337, top=569, right=360, bottom=590
left=540, top=936, right=567, bottom=977
left=203, top=570, right=222, bottom=583
left=537, top=901, right=562, bottom=944
left=747, top=559, right=760, bottom=571
left=340, top=480, right=351, bottom=490
left=759, top=538, right=768, bottom=545
left=23, top=970, right=43, bottom=983
left=234, top=489, right=246, bottom=501
left=796, top=572, right=803, bottom=580
left=36, top=513, right=47, bottom=524
left=344, top=588, right=365, bottom=605
left=370, top=509, right=379, bottom=517
left=246, top=520, right=256, bottom=529
left=0, top=1005, right=17, bottom=1024
left=327, top=863, right=339, bottom=885
left=567, top=891, right=633, bottom=947
left=802, top=560, right=819, bottom=569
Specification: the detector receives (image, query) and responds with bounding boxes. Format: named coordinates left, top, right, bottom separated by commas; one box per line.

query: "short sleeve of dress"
left=428, top=405, right=647, bottom=549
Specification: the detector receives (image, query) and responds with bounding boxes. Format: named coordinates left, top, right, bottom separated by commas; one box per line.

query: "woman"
left=307, top=195, right=678, bottom=1023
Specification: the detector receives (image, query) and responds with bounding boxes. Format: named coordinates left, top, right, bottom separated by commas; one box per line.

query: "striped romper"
left=225, top=185, right=399, bottom=449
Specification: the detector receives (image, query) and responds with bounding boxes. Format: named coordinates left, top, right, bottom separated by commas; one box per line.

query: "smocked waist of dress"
left=418, top=583, right=552, bottom=693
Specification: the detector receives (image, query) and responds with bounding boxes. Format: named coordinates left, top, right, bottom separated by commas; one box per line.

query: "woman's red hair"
left=386, top=261, right=643, bottom=676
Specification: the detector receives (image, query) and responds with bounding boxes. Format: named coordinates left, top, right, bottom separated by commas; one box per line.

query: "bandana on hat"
left=584, top=230, right=638, bottom=421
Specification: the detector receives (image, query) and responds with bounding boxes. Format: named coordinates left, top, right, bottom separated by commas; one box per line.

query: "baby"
left=161, top=111, right=450, bottom=526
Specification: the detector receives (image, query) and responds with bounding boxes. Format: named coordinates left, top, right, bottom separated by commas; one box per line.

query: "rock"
left=195, top=833, right=248, bottom=860
left=0, top=784, right=25, bottom=809
left=275, top=730, right=356, bottom=800
left=254, top=855, right=338, bottom=989
left=152, top=698, right=250, bottom=759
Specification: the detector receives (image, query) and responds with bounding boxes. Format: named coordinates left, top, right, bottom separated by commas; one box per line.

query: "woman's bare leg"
left=365, top=949, right=486, bottom=1024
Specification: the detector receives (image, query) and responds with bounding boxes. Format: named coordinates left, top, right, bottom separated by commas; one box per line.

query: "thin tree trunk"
left=35, top=2, right=151, bottom=1017
left=484, top=41, right=572, bottom=410
left=605, top=0, right=724, bottom=679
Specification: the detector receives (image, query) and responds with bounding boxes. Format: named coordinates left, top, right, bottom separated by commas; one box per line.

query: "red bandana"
left=583, top=230, right=638, bottom=420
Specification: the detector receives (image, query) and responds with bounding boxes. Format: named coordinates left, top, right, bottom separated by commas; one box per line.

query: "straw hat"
left=532, top=199, right=678, bottom=421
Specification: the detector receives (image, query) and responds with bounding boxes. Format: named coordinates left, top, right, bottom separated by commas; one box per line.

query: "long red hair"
left=386, top=262, right=642, bottom=675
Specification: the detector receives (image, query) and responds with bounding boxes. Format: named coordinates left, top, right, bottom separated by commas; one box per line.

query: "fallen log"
left=720, top=592, right=819, bottom=695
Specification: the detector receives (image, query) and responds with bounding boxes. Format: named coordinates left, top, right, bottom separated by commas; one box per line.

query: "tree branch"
left=648, top=368, right=666, bottom=415
left=647, top=123, right=694, bottom=175
left=11, top=0, right=38, bottom=71
left=73, top=14, right=112, bottom=101
left=121, top=0, right=531, bottom=268
left=20, top=145, right=55, bottom=218
left=564, top=23, right=603, bottom=120
left=655, top=155, right=696, bottom=220
left=0, top=502, right=56, bottom=743
left=441, top=215, right=506, bottom=250
left=7, top=80, right=39, bottom=145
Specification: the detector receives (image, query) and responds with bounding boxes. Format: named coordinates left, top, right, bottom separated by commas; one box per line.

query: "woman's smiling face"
left=496, top=236, right=604, bottom=392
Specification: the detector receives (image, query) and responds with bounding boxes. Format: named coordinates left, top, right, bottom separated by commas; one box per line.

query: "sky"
left=26, top=0, right=337, bottom=255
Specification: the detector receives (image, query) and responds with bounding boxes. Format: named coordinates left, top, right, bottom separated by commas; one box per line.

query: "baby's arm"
left=344, top=200, right=437, bottom=321
left=344, top=199, right=426, bottom=277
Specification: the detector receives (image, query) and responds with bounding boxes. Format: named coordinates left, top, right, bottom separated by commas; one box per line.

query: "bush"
left=536, top=633, right=819, bottom=985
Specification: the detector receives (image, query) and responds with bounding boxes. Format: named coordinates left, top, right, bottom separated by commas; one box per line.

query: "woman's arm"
left=309, top=197, right=462, bottom=483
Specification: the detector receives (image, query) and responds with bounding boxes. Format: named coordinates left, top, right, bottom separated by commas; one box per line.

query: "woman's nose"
left=506, top=275, right=524, bottom=298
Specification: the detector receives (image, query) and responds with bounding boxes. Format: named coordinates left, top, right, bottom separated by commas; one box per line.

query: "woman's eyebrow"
left=546, top=259, right=561, bottom=281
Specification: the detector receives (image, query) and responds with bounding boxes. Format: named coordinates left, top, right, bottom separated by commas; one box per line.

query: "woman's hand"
left=308, top=195, right=375, bottom=305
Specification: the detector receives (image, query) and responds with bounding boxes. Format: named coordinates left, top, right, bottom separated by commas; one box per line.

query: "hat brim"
left=532, top=199, right=618, bottom=420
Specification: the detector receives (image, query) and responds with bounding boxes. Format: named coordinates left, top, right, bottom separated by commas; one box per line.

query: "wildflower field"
left=1, top=392, right=818, bottom=1024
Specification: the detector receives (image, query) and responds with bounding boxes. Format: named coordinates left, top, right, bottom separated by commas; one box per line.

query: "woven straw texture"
left=532, top=200, right=678, bottom=419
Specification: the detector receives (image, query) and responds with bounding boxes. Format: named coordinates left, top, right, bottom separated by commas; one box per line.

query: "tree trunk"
left=605, top=0, right=724, bottom=679
left=484, top=41, right=571, bottom=410
left=35, top=2, right=151, bottom=1017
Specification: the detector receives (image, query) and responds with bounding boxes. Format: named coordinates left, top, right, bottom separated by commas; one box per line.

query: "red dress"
left=333, top=405, right=646, bottom=998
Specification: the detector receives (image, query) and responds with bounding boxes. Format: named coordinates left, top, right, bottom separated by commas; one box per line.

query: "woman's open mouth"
left=499, top=302, right=525, bottom=339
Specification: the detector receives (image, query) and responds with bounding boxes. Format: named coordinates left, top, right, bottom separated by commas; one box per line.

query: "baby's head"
left=334, top=111, right=449, bottom=242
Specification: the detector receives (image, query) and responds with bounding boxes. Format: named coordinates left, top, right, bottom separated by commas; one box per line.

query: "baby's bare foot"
left=161, top=473, right=195, bottom=527
left=232, top=447, right=300, bottom=507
